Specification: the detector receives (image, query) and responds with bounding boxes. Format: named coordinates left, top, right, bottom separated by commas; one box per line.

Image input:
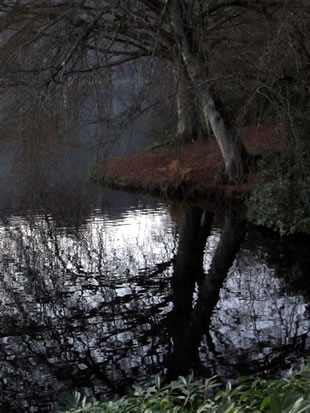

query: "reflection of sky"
left=0, top=202, right=309, bottom=411
left=201, top=244, right=310, bottom=378
left=0, top=204, right=176, bottom=298
left=0, top=202, right=177, bottom=411
left=0, top=209, right=309, bottom=355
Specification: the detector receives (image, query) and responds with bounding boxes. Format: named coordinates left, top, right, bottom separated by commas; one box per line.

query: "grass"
left=58, top=362, right=310, bottom=412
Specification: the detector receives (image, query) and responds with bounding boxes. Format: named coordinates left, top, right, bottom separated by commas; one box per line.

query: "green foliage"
left=57, top=362, right=310, bottom=413
left=247, top=145, right=310, bottom=235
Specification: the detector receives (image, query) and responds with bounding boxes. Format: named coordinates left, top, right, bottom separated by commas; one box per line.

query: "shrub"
left=247, top=145, right=310, bottom=235
left=58, top=362, right=310, bottom=413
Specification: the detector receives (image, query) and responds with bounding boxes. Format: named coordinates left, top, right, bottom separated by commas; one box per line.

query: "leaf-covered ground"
left=94, top=124, right=277, bottom=200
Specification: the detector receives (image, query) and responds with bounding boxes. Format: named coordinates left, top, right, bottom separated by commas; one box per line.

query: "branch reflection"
left=0, top=196, right=309, bottom=412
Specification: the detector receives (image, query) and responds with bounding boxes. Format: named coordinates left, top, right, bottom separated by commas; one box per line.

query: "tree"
left=0, top=0, right=303, bottom=180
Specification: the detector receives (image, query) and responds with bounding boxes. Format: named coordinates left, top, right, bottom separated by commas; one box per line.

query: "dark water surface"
left=0, top=182, right=309, bottom=412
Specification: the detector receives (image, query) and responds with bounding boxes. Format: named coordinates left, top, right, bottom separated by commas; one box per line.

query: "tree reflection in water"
left=166, top=207, right=245, bottom=379
left=0, top=193, right=309, bottom=412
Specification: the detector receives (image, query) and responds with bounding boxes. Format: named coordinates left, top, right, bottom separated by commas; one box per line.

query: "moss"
left=142, top=134, right=177, bottom=152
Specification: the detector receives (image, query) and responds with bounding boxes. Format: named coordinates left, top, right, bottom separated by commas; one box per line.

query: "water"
left=0, top=54, right=308, bottom=411
left=0, top=184, right=309, bottom=412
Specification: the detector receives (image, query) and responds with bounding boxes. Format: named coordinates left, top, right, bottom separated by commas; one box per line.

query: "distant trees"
left=0, top=0, right=308, bottom=180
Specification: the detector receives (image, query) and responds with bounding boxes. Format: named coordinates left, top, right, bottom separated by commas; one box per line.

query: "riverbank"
left=92, top=125, right=277, bottom=203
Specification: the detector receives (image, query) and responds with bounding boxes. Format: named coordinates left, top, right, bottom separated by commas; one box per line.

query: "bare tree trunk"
left=169, top=0, right=248, bottom=180
left=174, top=62, right=209, bottom=142
left=176, top=66, right=197, bottom=142
left=198, top=87, right=248, bottom=179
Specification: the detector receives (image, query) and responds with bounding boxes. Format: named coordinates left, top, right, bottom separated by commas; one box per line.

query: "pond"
left=0, top=181, right=309, bottom=412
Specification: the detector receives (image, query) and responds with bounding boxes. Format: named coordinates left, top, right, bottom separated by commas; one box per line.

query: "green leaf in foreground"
left=57, top=362, right=310, bottom=413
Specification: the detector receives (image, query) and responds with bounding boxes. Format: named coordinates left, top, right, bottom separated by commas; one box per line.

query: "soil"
left=93, top=124, right=278, bottom=202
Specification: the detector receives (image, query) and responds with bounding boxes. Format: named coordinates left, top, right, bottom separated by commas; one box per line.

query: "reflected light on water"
left=0, top=191, right=309, bottom=412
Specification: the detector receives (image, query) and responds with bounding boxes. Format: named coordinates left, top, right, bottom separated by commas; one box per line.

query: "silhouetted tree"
left=0, top=0, right=307, bottom=179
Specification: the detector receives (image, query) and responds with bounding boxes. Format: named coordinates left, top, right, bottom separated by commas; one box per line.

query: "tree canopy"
left=0, top=0, right=309, bottom=179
